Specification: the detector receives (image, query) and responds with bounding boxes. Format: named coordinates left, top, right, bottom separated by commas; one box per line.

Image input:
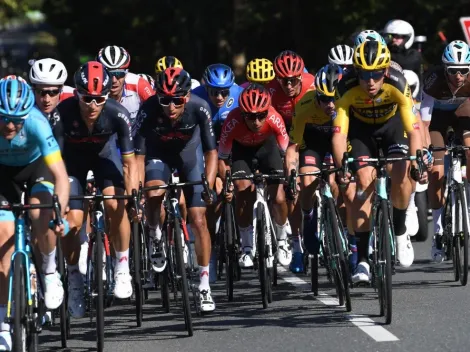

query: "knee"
left=104, top=199, right=121, bottom=213
left=355, top=168, right=374, bottom=190
left=190, top=213, right=208, bottom=232
left=274, top=186, right=286, bottom=205
left=234, top=180, right=252, bottom=194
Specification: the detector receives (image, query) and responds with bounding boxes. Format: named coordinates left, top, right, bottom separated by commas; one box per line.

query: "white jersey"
left=119, top=72, right=155, bottom=127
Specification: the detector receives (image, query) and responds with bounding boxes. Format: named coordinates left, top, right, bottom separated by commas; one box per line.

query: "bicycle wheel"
left=224, top=202, right=235, bottom=301
left=13, top=254, right=26, bottom=352
left=377, top=200, right=393, bottom=324
left=131, top=220, right=143, bottom=326
left=256, top=203, right=269, bottom=309
left=310, top=254, right=319, bottom=296
left=173, top=217, right=193, bottom=336
left=56, top=239, right=69, bottom=347
left=94, top=230, right=105, bottom=352
left=456, top=183, right=469, bottom=286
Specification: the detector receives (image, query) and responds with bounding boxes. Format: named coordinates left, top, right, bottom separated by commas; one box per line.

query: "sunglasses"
left=78, top=93, right=108, bottom=106
left=242, top=111, right=268, bottom=121
left=108, top=70, right=128, bottom=79
left=207, top=88, right=230, bottom=98
left=158, top=95, right=186, bottom=106
left=446, top=66, right=470, bottom=76
left=317, top=95, right=335, bottom=104
left=391, top=34, right=406, bottom=39
left=358, top=70, right=385, bottom=81
left=35, top=88, right=61, bottom=97
left=278, top=76, right=302, bottom=87
left=1, top=116, right=24, bottom=125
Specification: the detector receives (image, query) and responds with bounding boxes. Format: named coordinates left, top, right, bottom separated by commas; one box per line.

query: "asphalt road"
left=39, top=224, right=470, bottom=352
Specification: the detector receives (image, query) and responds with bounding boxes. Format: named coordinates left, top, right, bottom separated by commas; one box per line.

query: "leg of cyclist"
left=206, top=177, right=223, bottom=283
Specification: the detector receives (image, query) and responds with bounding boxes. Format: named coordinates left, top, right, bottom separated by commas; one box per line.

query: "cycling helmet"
left=354, top=40, right=391, bottom=71
left=0, top=77, right=35, bottom=118
left=202, top=64, right=235, bottom=88
left=328, top=45, right=354, bottom=66
left=97, top=46, right=131, bottom=70
left=315, top=64, right=343, bottom=97
left=383, top=20, right=415, bottom=50
left=442, top=40, right=470, bottom=65
left=273, top=50, right=305, bottom=78
left=74, top=61, right=112, bottom=96
left=403, top=70, right=420, bottom=99
left=155, top=67, right=192, bottom=96
left=354, top=30, right=387, bottom=47
left=246, top=58, right=275, bottom=83
left=137, top=73, right=155, bottom=90
left=238, top=83, right=271, bottom=114
left=155, top=56, right=184, bottom=74
left=29, top=58, right=68, bottom=85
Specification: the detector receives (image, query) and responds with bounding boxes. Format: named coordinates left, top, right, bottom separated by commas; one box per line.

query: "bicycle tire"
left=256, top=203, right=268, bottom=309
left=13, top=254, right=26, bottom=352
left=311, top=254, right=319, bottom=296
left=457, top=183, right=469, bottom=286
left=378, top=200, right=393, bottom=324
left=224, top=202, right=235, bottom=301
left=56, top=239, right=69, bottom=347
left=173, top=217, right=193, bottom=336
left=414, top=190, right=429, bottom=242
left=95, top=230, right=105, bottom=352
left=132, top=220, right=143, bottom=326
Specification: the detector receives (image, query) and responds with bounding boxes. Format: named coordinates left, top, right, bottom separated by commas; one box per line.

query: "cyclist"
left=0, top=77, right=70, bottom=350
left=134, top=67, right=217, bottom=312
left=383, top=19, right=422, bottom=75
left=328, top=45, right=354, bottom=71
left=96, top=45, right=154, bottom=134
left=240, top=58, right=276, bottom=88
left=421, top=40, right=470, bottom=262
left=266, top=50, right=315, bottom=267
left=218, top=83, right=289, bottom=268
left=56, top=62, right=139, bottom=318
left=138, top=73, right=156, bottom=91
left=285, top=64, right=344, bottom=272
left=154, top=55, right=201, bottom=90
left=332, top=41, right=425, bottom=282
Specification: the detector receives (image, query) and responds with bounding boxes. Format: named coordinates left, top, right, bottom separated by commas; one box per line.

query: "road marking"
left=277, top=266, right=400, bottom=342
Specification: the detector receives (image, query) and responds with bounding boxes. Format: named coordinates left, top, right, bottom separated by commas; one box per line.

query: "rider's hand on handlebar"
left=422, top=148, right=433, bottom=172
left=224, top=183, right=234, bottom=202
left=338, top=170, right=352, bottom=185
left=203, top=188, right=217, bottom=205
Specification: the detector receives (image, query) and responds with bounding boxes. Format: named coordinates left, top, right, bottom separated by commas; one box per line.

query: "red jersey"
left=266, top=72, right=315, bottom=126
left=218, top=106, right=289, bottom=159
left=60, top=85, right=75, bottom=102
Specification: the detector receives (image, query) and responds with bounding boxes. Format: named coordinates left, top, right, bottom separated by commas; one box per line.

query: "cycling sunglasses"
left=277, top=76, right=301, bottom=87
left=108, top=69, right=128, bottom=79
left=358, top=69, right=385, bottom=81
left=34, top=88, right=61, bottom=97
left=242, top=111, right=268, bottom=121
left=158, top=95, right=186, bottom=106
left=0, top=116, right=25, bottom=125
left=317, top=95, right=335, bottom=104
left=78, top=93, right=108, bottom=106
left=446, top=66, right=470, bottom=76
left=207, top=87, right=230, bottom=98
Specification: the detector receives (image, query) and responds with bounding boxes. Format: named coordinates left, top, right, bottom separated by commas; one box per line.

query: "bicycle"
left=142, top=174, right=211, bottom=336
left=430, top=128, right=470, bottom=286
left=3, top=194, right=64, bottom=352
left=288, top=165, right=352, bottom=312
left=342, top=142, right=423, bottom=324
left=69, top=190, right=139, bottom=352
left=229, top=159, right=283, bottom=309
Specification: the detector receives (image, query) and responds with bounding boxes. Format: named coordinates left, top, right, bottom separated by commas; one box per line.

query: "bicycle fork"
left=251, top=187, right=275, bottom=268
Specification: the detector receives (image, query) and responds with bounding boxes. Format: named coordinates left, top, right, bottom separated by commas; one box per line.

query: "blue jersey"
left=0, top=107, right=61, bottom=167
left=192, top=84, right=243, bottom=140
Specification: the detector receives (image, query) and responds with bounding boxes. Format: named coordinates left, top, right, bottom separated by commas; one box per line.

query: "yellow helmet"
left=246, top=58, right=275, bottom=83
left=155, top=56, right=184, bottom=74
left=353, top=41, right=391, bottom=71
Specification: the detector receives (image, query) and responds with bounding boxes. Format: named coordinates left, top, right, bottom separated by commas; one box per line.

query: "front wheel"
left=457, top=184, right=469, bottom=286
left=378, top=200, right=393, bottom=324
left=13, top=255, right=26, bottom=352
left=414, top=190, right=430, bottom=242
left=256, top=203, right=268, bottom=309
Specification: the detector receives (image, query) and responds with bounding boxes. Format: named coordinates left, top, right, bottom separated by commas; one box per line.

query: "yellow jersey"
left=333, top=67, right=418, bottom=135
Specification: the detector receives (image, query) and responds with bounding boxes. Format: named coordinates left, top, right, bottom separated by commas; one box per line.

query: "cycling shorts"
left=145, top=144, right=206, bottom=208
left=300, top=126, right=333, bottom=168
left=429, top=100, right=470, bottom=138
left=0, top=158, right=55, bottom=222
left=231, top=135, right=283, bottom=185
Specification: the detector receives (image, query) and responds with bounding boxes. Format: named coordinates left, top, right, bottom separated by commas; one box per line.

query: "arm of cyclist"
left=136, top=76, right=155, bottom=102
left=199, top=100, right=218, bottom=192
left=331, top=95, right=351, bottom=183
left=268, top=108, right=289, bottom=156
left=218, top=112, right=238, bottom=202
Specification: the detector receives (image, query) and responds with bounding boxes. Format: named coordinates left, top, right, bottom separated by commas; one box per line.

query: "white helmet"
left=442, top=40, right=470, bottom=65
left=97, top=46, right=131, bottom=70
left=383, top=20, right=415, bottom=50
left=328, top=45, right=354, bottom=66
left=29, top=58, right=68, bottom=85
left=403, top=70, right=419, bottom=99
left=191, top=78, right=201, bottom=90
left=354, top=30, right=387, bottom=47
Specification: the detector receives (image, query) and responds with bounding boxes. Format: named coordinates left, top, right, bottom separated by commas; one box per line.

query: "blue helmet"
left=0, top=76, right=35, bottom=118
left=442, top=40, right=470, bottom=65
left=354, top=30, right=387, bottom=48
left=202, top=64, right=235, bottom=88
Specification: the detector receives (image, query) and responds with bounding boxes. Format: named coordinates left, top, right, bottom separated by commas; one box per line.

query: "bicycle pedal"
left=352, top=281, right=371, bottom=288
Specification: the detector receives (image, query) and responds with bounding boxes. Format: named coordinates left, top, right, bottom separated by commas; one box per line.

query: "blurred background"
left=0, top=0, right=468, bottom=84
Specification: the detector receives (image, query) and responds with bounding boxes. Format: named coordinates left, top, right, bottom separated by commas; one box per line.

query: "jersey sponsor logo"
left=200, top=106, right=212, bottom=120
left=220, top=117, right=239, bottom=145
left=300, top=98, right=313, bottom=106
left=305, top=156, right=316, bottom=165
left=220, top=111, right=230, bottom=122
left=332, top=126, right=341, bottom=133
left=424, top=73, right=437, bottom=90
left=160, top=131, right=192, bottom=142
left=353, top=104, right=395, bottom=118
left=268, top=114, right=288, bottom=140
left=118, top=112, right=131, bottom=126
left=357, top=155, right=369, bottom=167
left=226, top=98, right=234, bottom=108
left=144, top=87, right=152, bottom=97
left=389, top=74, right=399, bottom=82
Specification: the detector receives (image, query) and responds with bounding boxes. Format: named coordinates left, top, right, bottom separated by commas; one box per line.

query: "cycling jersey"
left=191, top=84, right=243, bottom=140
left=0, top=107, right=61, bottom=167
left=218, top=106, right=289, bottom=159
left=59, top=85, right=75, bottom=102
left=334, top=67, right=418, bottom=135
left=266, top=72, right=316, bottom=128
left=134, top=94, right=217, bottom=158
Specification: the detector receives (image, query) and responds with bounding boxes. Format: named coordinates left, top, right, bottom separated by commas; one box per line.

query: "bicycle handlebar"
left=141, top=174, right=212, bottom=201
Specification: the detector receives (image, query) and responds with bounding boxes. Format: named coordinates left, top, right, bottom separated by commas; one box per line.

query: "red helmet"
left=273, top=50, right=305, bottom=78
left=238, top=83, right=271, bottom=114
left=155, top=67, right=192, bottom=96
left=74, top=61, right=111, bottom=95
